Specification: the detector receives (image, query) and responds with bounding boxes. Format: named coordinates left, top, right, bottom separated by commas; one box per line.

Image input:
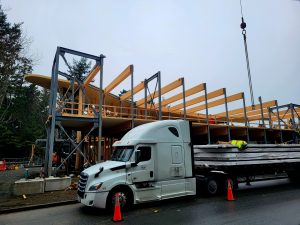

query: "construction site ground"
left=0, top=168, right=78, bottom=213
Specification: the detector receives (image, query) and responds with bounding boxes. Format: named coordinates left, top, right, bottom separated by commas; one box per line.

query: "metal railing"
left=56, top=101, right=297, bottom=130
left=3, top=157, right=43, bottom=169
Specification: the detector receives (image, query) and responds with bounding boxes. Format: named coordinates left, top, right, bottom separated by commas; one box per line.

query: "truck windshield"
left=111, top=146, right=134, bottom=162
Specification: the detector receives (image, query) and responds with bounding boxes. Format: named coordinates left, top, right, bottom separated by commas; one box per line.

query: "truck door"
left=130, top=146, right=154, bottom=183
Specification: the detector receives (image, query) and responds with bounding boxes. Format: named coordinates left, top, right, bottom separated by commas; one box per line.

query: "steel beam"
left=224, top=89, right=231, bottom=141
left=182, top=78, right=186, bottom=120
left=204, top=84, right=211, bottom=144
left=131, top=66, right=134, bottom=128
left=98, top=55, right=105, bottom=162
left=46, top=47, right=60, bottom=176
left=60, top=47, right=100, bottom=61
left=259, top=96, right=267, bottom=143
left=242, top=93, right=250, bottom=143
left=158, top=72, right=162, bottom=120
left=56, top=123, right=95, bottom=171
left=275, top=100, right=283, bottom=143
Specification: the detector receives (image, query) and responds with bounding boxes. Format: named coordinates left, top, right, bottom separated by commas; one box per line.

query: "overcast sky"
left=2, top=0, right=300, bottom=111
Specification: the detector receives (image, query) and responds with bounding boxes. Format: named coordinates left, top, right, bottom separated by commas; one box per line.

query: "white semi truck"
left=77, top=120, right=300, bottom=209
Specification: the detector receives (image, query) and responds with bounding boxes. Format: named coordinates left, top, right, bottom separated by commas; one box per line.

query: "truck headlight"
left=88, top=183, right=103, bottom=191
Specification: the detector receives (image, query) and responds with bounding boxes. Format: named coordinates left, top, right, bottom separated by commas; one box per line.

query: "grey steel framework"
left=45, top=47, right=105, bottom=176
left=43, top=47, right=299, bottom=176
left=269, top=103, right=300, bottom=143
left=143, top=71, right=162, bottom=120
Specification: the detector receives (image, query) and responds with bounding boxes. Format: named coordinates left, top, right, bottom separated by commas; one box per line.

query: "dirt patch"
left=0, top=189, right=77, bottom=211
left=0, top=168, right=79, bottom=211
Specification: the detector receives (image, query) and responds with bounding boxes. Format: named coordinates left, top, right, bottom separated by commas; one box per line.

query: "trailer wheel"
left=206, top=177, right=220, bottom=196
left=106, top=187, right=133, bottom=211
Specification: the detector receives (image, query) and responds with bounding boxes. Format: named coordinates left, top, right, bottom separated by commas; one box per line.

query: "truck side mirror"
left=135, top=150, right=141, bottom=164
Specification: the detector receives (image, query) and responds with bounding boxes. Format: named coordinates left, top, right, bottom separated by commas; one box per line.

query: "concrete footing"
left=44, top=176, right=71, bottom=192
left=13, top=177, right=71, bottom=196
left=14, top=178, right=44, bottom=195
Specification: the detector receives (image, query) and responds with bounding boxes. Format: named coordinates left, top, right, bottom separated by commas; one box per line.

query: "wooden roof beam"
left=185, top=92, right=244, bottom=114
left=120, top=81, right=145, bottom=101
left=170, top=88, right=225, bottom=112
left=227, top=108, right=269, bottom=120
left=215, top=100, right=277, bottom=117
left=230, top=108, right=300, bottom=123
left=104, top=65, right=133, bottom=94
left=136, top=78, right=183, bottom=107
left=154, top=83, right=206, bottom=108
left=83, top=64, right=101, bottom=87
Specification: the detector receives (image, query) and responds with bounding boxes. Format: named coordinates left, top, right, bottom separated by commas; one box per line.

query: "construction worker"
left=52, top=152, right=59, bottom=166
left=231, top=140, right=247, bottom=150
left=209, top=115, right=215, bottom=124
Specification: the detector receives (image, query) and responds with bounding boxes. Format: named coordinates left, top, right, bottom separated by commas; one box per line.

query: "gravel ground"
left=0, top=168, right=78, bottom=212
left=0, top=190, right=77, bottom=211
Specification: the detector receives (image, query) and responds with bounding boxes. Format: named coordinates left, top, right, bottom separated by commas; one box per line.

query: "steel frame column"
left=224, top=88, right=231, bottom=141
left=45, top=47, right=60, bottom=177
left=275, top=100, right=283, bottom=143
left=290, top=103, right=296, bottom=129
left=157, top=71, right=162, bottom=120
left=55, top=122, right=93, bottom=171
left=143, top=72, right=161, bottom=120
left=144, top=79, right=148, bottom=119
left=259, top=96, right=267, bottom=143
left=204, top=83, right=210, bottom=144
left=268, top=108, right=272, bottom=129
left=131, top=66, right=134, bottom=128
left=45, top=47, right=106, bottom=176
left=290, top=103, right=297, bottom=143
left=71, top=77, right=75, bottom=114
left=242, top=93, right=250, bottom=143
left=98, top=55, right=105, bottom=162
left=182, top=78, right=186, bottom=120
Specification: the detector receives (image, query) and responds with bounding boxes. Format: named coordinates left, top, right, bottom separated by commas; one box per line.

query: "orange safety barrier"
left=112, top=192, right=123, bottom=222
left=0, top=160, right=7, bottom=171
left=227, top=179, right=235, bottom=201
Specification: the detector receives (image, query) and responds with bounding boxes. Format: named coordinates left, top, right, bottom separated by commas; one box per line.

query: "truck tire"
left=106, top=187, right=133, bottom=211
left=206, top=177, right=220, bottom=196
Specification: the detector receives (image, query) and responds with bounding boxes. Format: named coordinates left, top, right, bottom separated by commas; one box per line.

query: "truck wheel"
left=107, top=188, right=133, bottom=211
left=206, top=177, right=220, bottom=196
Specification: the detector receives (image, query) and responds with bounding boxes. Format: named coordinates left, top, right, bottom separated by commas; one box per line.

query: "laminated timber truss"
left=24, top=47, right=300, bottom=176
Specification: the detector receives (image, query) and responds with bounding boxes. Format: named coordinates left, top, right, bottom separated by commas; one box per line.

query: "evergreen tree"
left=68, top=57, right=91, bottom=81
left=0, top=5, right=48, bottom=158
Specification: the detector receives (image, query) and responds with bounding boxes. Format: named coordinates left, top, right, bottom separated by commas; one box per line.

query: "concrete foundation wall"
left=44, top=176, right=71, bottom=192
left=0, top=183, right=14, bottom=198
left=14, top=178, right=44, bottom=196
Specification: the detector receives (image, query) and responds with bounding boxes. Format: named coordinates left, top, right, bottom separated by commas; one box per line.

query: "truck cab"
left=77, top=120, right=196, bottom=209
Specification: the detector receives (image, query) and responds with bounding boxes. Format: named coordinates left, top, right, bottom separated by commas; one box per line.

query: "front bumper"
left=78, top=191, right=109, bottom=209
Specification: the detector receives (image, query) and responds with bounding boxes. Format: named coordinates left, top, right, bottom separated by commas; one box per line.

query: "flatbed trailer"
left=193, top=144, right=300, bottom=194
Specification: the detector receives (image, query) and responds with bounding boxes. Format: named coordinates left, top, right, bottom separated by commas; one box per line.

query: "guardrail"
left=2, top=157, right=43, bottom=170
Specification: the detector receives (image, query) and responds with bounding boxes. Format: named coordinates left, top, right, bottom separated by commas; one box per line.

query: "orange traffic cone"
left=227, top=179, right=235, bottom=201
left=112, top=193, right=123, bottom=222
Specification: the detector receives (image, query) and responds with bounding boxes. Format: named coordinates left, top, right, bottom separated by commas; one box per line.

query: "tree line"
left=0, top=5, right=49, bottom=158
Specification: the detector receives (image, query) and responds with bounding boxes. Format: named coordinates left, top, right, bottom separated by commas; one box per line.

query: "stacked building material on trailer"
left=194, top=144, right=300, bottom=167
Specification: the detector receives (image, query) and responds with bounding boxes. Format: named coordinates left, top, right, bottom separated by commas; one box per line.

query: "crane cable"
left=240, top=0, right=255, bottom=108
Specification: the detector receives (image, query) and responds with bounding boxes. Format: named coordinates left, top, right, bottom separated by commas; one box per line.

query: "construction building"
left=25, top=47, right=300, bottom=176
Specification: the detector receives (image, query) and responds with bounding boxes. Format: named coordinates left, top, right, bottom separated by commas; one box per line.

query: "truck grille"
left=77, top=172, right=89, bottom=198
